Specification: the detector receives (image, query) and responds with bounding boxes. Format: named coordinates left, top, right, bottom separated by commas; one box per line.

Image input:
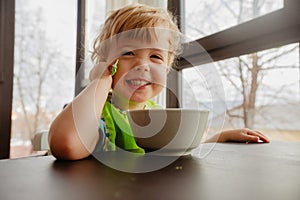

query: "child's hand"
left=205, top=128, right=270, bottom=143
left=218, top=128, right=270, bottom=143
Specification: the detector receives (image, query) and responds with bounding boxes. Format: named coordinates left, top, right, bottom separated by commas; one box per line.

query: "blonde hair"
left=91, top=4, right=182, bottom=66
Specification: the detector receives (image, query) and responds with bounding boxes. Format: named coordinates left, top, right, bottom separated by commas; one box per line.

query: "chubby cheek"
left=151, top=84, right=165, bottom=97
left=112, top=76, right=126, bottom=94
left=152, top=67, right=167, bottom=87
left=111, top=68, right=127, bottom=89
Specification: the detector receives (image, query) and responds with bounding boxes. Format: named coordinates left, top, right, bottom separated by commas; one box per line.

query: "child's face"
left=111, top=42, right=169, bottom=104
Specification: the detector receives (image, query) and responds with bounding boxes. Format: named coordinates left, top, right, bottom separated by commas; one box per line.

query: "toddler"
left=49, top=4, right=269, bottom=160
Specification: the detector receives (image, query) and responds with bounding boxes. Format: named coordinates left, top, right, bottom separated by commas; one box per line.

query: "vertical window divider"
left=167, top=0, right=185, bottom=108
left=0, top=0, right=15, bottom=159
left=75, top=0, right=87, bottom=96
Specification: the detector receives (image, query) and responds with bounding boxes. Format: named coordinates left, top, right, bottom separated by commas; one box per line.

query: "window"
left=181, top=0, right=300, bottom=141
left=185, top=0, right=284, bottom=41
left=182, top=43, right=300, bottom=141
left=10, top=0, right=169, bottom=158
left=1, top=0, right=299, bottom=159
left=10, top=0, right=77, bottom=158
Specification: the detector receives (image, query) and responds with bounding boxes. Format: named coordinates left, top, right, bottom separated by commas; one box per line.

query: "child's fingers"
left=111, top=59, right=119, bottom=76
left=253, top=130, right=270, bottom=143
left=241, top=132, right=260, bottom=143
left=246, top=129, right=270, bottom=143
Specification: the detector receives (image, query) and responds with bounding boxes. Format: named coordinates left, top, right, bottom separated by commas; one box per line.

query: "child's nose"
left=133, top=63, right=150, bottom=71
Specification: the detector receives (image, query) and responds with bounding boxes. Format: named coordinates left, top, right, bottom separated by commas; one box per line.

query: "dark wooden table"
left=1, top=141, right=299, bottom=200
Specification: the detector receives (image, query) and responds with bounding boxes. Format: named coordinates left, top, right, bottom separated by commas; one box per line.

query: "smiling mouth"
left=126, top=79, right=152, bottom=87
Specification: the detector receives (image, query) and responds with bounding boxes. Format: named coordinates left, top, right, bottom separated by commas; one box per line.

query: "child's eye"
left=122, top=51, right=134, bottom=56
left=151, top=54, right=163, bottom=60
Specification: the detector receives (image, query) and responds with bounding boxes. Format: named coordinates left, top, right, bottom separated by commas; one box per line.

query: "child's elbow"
left=48, top=127, right=90, bottom=160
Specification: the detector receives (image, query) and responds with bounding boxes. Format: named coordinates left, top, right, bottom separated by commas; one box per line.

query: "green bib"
left=100, top=100, right=160, bottom=154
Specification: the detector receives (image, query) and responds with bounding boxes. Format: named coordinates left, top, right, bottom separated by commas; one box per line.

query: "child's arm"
left=204, top=128, right=270, bottom=143
left=49, top=65, right=112, bottom=160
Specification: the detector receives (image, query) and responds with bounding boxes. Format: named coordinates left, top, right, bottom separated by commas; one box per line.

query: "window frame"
left=0, top=0, right=299, bottom=158
left=177, top=0, right=300, bottom=69
left=75, top=0, right=86, bottom=96
left=0, top=0, right=15, bottom=159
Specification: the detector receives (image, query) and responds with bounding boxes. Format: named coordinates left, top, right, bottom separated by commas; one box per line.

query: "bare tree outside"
left=12, top=2, right=75, bottom=156
left=217, top=44, right=298, bottom=129
left=184, top=0, right=299, bottom=139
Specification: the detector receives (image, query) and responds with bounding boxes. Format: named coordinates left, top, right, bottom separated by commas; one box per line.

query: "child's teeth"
left=130, top=80, right=148, bottom=86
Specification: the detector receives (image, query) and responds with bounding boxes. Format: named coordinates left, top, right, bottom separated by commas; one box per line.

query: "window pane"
left=11, top=0, right=76, bottom=158
left=184, top=0, right=284, bottom=41
left=84, top=0, right=106, bottom=83
left=182, top=43, right=300, bottom=141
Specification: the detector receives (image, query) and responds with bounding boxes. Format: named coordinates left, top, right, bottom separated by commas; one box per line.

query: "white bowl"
left=127, top=109, right=209, bottom=156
